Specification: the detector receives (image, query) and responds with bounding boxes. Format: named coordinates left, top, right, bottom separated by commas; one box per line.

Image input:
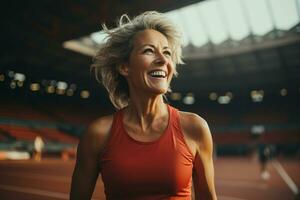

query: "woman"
left=70, top=11, right=217, bottom=200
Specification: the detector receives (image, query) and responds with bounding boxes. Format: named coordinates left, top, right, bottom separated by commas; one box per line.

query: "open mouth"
left=148, top=70, right=167, bottom=78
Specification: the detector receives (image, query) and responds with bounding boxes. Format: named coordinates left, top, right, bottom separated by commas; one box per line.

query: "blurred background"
left=0, top=0, right=300, bottom=199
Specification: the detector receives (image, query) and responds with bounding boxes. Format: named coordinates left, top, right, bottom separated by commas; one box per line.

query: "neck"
left=126, top=92, right=168, bottom=132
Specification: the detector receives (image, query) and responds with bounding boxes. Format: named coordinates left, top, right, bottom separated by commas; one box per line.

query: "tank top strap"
left=168, top=105, right=181, bottom=130
left=110, top=109, right=122, bottom=134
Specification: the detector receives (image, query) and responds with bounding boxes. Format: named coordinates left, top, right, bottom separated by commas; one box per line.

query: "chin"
left=149, top=87, right=168, bottom=95
left=144, top=81, right=170, bottom=95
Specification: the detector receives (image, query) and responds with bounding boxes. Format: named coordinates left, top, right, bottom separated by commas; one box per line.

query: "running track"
left=0, top=157, right=299, bottom=200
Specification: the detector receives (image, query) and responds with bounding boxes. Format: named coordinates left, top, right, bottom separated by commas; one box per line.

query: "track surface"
left=0, top=156, right=299, bottom=200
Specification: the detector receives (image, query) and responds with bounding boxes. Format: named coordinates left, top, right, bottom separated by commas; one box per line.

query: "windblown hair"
left=91, top=11, right=183, bottom=109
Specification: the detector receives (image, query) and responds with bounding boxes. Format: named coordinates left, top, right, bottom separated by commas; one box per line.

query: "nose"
left=154, top=51, right=168, bottom=66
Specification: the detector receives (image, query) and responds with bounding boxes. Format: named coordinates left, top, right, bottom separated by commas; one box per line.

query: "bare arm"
left=193, top=116, right=217, bottom=200
left=181, top=113, right=217, bottom=200
left=70, top=116, right=113, bottom=200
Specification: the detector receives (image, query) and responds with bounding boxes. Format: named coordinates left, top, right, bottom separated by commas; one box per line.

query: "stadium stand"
left=0, top=102, right=54, bottom=122
left=0, top=125, right=39, bottom=141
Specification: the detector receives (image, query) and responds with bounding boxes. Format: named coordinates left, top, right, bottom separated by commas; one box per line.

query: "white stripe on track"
left=218, top=196, right=247, bottom=200
left=0, top=184, right=69, bottom=199
left=0, top=184, right=99, bottom=200
left=272, top=159, right=299, bottom=195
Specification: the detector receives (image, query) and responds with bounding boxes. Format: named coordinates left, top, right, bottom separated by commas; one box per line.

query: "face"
left=120, top=29, right=175, bottom=95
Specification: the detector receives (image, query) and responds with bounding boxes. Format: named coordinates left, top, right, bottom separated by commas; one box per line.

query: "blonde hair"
left=91, top=11, right=183, bottom=109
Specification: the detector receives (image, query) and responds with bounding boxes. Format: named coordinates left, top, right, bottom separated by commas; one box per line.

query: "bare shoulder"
left=86, top=114, right=114, bottom=139
left=80, top=114, right=114, bottom=155
left=178, top=111, right=212, bottom=149
left=178, top=111, right=209, bottom=136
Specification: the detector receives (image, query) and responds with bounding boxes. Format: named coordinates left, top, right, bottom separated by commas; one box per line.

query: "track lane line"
left=218, top=196, right=247, bottom=200
left=272, top=159, right=299, bottom=195
left=0, top=184, right=99, bottom=200
left=0, top=171, right=103, bottom=184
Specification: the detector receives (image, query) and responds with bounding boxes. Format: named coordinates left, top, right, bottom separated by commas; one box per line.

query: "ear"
left=118, top=63, right=129, bottom=77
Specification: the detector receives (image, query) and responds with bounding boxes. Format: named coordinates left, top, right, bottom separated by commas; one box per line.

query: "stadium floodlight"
left=251, top=90, right=264, bottom=102
left=209, top=92, right=218, bottom=101
left=30, top=83, right=40, bottom=92
left=217, top=95, right=230, bottom=104
left=57, top=81, right=68, bottom=90
left=183, top=93, right=195, bottom=105
left=46, top=86, right=55, bottom=94
left=80, top=90, right=90, bottom=99
left=280, top=88, right=288, bottom=96
left=14, top=73, right=26, bottom=82
left=56, top=81, right=68, bottom=95
left=170, top=92, right=182, bottom=101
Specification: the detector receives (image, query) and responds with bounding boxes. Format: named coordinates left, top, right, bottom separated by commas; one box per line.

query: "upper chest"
left=123, top=115, right=168, bottom=142
left=122, top=111, right=197, bottom=156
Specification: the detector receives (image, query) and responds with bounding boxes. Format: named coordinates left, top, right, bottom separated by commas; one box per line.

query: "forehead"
left=132, top=29, right=169, bottom=48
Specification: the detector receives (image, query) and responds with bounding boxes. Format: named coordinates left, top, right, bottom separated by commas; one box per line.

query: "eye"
left=163, top=50, right=172, bottom=57
left=143, top=48, right=154, bottom=54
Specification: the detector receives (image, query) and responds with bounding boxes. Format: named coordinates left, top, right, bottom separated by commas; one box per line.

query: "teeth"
left=149, top=71, right=166, bottom=77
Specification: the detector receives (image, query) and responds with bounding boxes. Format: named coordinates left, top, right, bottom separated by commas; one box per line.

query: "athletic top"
left=99, top=105, right=196, bottom=200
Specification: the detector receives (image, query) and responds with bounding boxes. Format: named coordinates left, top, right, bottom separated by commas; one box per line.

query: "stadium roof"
left=167, top=0, right=299, bottom=46
left=65, top=0, right=300, bottom=59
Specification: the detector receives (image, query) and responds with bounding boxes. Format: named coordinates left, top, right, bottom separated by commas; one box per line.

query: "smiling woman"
left=119, top=29, right=174, bottom=96
left=70, top=11, right=217, bottom=200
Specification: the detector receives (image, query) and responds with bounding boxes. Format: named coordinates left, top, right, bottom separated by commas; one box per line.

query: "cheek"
left=168, top=63, right=176, bottom=76
left=130, top=57, right=152, bottom=71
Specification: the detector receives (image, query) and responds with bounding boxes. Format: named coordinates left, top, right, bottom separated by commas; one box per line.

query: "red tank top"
left=99, top=105, right=195, bottom=199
